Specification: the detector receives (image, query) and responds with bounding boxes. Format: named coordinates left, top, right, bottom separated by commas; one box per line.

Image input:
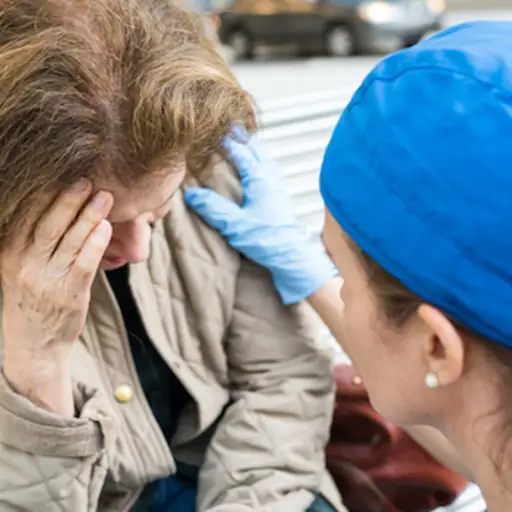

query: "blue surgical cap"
left=320, top=21, right=512, bottom=348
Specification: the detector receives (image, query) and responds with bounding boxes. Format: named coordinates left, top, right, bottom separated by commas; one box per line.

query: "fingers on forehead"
left=13, top=194, right=57, bottom=251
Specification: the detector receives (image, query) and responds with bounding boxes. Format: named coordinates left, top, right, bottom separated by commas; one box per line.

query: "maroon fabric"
left=326, top=364, right=468, bottom=512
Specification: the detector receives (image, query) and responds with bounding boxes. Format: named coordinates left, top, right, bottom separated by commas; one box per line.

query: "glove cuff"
left=272, top=249, right=338, bottom=305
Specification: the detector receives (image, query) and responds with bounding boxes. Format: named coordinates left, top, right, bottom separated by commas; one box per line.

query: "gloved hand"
left=184, top=126, right=337, bottom=305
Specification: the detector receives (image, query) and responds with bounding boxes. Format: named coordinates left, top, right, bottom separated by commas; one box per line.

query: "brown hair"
left=352, top=241, right=512, bottom=470
left=353, top=241, right=503, bottom=343
left=0, top=0, right=255, bottom=250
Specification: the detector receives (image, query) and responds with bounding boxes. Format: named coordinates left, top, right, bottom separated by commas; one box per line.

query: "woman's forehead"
left=96, top=168, right=185, bottom=223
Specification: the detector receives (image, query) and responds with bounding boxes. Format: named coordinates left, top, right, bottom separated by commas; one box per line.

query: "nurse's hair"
left=351, top=239, right=512, bottom=467
left=352, top=238, right=512, bottom=350
left=0, top=0, right=255, bottom=251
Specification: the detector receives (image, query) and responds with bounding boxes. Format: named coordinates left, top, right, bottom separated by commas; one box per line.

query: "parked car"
left=213, top=0, right=445, bottom=59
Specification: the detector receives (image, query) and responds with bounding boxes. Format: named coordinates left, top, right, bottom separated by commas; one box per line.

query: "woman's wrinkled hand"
left=0, top=180, right=113, bottom=410
left=184, top=126, right=336, bottom=305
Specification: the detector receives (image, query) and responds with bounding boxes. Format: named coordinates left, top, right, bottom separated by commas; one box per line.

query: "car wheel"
left=324, top=25, right=356, bottom=57
left=402, top=35, right=423, bottom=48
left=228, top=29, right=254, bottom=60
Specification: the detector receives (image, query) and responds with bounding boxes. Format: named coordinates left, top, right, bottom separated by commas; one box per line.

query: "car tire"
left=227, top=28, right=254, bottom=60
left=402, top=35, right=423, bottom=48
left=324, top=25, right=356, bottom=57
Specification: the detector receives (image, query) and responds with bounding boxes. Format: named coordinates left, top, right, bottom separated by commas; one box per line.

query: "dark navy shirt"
left=106, top=267, right=335, bottom=512
left=106, top=266, right=192, bottom=510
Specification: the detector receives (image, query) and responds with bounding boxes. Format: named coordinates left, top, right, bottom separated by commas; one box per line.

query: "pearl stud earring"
left=425, top=372, right=440, bottom=389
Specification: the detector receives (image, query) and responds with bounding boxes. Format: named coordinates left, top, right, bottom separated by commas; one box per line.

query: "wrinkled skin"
left=0, top=167, right=185, bottom=398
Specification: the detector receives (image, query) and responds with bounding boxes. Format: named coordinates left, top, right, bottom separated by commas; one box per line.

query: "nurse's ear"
left=417, top=304, right=465, bottom=388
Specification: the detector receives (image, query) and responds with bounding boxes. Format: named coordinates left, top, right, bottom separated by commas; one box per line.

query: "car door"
left=319, top=0, right=357, bottom=21
left=234, top=0, right=286, bottom=43
left=277, top=0, right=324, bottom=42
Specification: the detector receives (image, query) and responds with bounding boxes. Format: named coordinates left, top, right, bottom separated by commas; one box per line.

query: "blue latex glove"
left=184, top=127, right=337, bottom=305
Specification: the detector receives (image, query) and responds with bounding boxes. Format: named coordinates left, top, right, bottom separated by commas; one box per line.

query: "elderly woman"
left=186, top=20, right=512, bottom=512
left=0, top=0, right=344, bottom=511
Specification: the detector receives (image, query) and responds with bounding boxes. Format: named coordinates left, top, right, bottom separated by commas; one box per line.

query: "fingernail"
left=98, top=219, right=111, bottom=234
left=95, top=219, right=112, bottom=240
left=72, top=178, right=90, bottom=193
left=92, top=191, right=109, bottom=211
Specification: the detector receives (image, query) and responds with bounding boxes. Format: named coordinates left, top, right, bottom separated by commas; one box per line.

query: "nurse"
left=186, top=21, right=512, bottom=512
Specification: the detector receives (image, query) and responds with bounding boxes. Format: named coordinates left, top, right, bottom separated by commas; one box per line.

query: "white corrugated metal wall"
left=258, top=89, right=350, bottom=237
left=257, top=93, right=487, bottom=512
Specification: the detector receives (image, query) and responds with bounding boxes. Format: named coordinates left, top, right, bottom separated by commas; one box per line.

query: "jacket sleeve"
left=0, top=374, right=117, bottom=511
left=197, top=257, right=337, bottom=512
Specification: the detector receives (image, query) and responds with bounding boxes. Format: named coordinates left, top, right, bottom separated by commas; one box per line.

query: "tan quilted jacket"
left=0, top=160, right=345, bottom=511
